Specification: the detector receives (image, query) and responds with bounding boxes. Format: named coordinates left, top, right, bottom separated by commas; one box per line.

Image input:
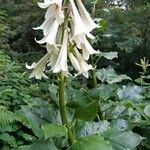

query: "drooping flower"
left=73, top=48, right=93, bottom=78
left=46, top=43, right=59, bottom=68
left=52, top=29, right=68, bottom=76
left=26, top=53, right=51, bottom=80
left=76, top=0, right=98, bottom=32
left=38, top=0, right=62, bottom=9
left=68, top=52, right=81, bottom=72
left=69, top=0, right=99, bottom=60
left=27, top=0, right=99, bottom=79
left=26, top=43, right=59, bottom=79
left=35, top=20, right=59, bottom=45
left=34, top=0, right=64, bottom=45
left=73, top=33, right=99, bottom=60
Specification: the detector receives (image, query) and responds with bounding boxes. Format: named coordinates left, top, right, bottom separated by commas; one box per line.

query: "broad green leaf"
left=96, top=67, right=131, bottom=84
left=18, top=145, right=31, bottom=150
left=88, top=84, right=114, bottom=101
left=74, top=101, right=98, bottom=121
left=103, top=129, right=144, bottom=150
left=107, top=75, right=131, bottom=84
left=96, top=52, right=118, bottom=60
left=69, top=135, right=113, bottom=150
left=67, top=88, right=92, bottom=109
left=29, top=140, right=57, bottom=150
left=117, top=85, right=143, bottom=101
left=42, top=123, right=67, bottom=139
left=17, top=106, right=45, bottom=139
left=144, top=105, right=150, bottom=117
left=78, top=121, right=110, bottom=138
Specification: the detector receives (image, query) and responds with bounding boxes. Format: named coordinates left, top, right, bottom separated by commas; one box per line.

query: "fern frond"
left=0, top=107, right=17, bottom=126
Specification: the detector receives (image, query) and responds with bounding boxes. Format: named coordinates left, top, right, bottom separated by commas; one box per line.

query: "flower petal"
left=27, top=53, right=51, bottom=79
left=76, top=0, right=98, bottom=32
left=25, top=62, right=36, bottom=69
left=35, top=19, right=59, bottom=45
left=52, top=29, right=68, bottom=74
left=69, top=52, right=81, bottom=71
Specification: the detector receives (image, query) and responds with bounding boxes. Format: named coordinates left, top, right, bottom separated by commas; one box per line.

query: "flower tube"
left=52, top=29, right=68, bottom=76
left=74, top=48, right=93, bottom=78
left=26, top=53, right=51, bottom=79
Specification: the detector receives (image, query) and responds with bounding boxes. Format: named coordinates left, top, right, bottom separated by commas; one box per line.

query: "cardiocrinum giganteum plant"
left=25, top=0, right=144, bottom=149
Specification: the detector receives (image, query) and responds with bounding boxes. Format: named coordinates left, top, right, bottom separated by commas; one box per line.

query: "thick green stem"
left=91, top=56, right=98, bottom=88
left=91, top=69, right=97, bottom=88
left=58, top=73, right=75, bottom=144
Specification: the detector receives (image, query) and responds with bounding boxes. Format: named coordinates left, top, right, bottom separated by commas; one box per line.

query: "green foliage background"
left=0, top=0, right=150, bottom=150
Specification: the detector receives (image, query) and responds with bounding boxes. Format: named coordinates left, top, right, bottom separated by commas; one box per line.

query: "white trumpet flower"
left=34, top=0, right=64, bottom=45
left=27, top=0, right=99, bottom=79
left=69, top=0, right=94, bottom=42
left=69, top=0, right=85, bottom=36
left=46, top=43, right=59, bottom=68
left=52, top=30, right=68, bottom=76
left=26, top=53, right=51, bottom=80
left=69, top=52, right=81, bottom=71
left=38, top=0, right=62, bottom=9
left=74, top=48, right=93, bottom=78
left=76, top=0, right=98, bottom=32
left=74, top=33, right=99, bottom=60
left=35, top=19, right=59, bottom=45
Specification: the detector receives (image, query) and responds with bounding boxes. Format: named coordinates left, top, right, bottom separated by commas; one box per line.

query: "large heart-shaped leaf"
left=78, top=121, right=110, bottom=138
left=117, top=85, right=143, bottom=101
left=96, top=52, right=118, bottom=60
left=67, top=88, right=92, bottom=109
left=144, top=104, right=150, bottom=117
left=103, top=129, right=144, bottom=150
left=42, top=123, right=67, bottom=139
left=17, top=106, right=45, bottom=139
left=29, top=140, right=57, bottom=150
left=74, top=101, right=98, bottom=121
left=96, top=67, right=131, bottom=84
left=69, top=135, right=113, bottom=150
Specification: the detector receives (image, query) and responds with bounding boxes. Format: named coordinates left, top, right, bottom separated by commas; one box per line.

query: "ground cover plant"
left=0, top=0, right=150, bottom=150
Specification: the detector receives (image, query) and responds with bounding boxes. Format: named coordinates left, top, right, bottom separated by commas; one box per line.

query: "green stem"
left=91, top=56, right=98, bottom=88
left=58, top=73, right=75, bottom=144
left=91, top=69, right=97, bottom=87
left=90, top=0, right=104, bottom=120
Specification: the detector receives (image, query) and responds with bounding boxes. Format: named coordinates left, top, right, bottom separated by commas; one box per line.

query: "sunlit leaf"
left=144, top=105, right=150, bottom=117
left=69, top=135, right=113, bottom=150
left=117, top=85, right=143, bottom=101
left=42, top=124, right=67, bottom=139
left=103, top=129, right=144, bottom=150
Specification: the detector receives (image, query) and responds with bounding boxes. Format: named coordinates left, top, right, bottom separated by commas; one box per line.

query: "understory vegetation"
left=0, top=0, right=150, bottom=150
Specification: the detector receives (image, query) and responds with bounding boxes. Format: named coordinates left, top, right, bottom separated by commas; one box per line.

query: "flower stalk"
left=58, top=0, right=75, bottom=145
left=58, top=73, right=75, bottom=144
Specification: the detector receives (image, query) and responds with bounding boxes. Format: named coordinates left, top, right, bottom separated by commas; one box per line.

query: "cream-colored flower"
left=76, top=0, right=98, bottom=32
left=46, top=43, right=59, bottom=68
left=74, top=33, right=99, bottom=60
left=52, top=30, right=68, bottom=76
left=74, top=48, right=93, bottom=78
left=38, top=0, right=62, bottom=9
left=35, top=19, right=59, bottom=45
left=69, top=0, right=99, bottom=60
left=26, top=53, right=51, bottom=80
left=34, top=0, right=64, bottom=45
left=69, top=0, right=94, bottom=43
left=69, top=52, right=81, bottom=71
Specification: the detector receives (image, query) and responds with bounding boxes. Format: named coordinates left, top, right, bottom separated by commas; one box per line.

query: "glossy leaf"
left=69, top=135, right=113, bottom=150
left=74, top=101, right=98, bottom=121
left=42, top=123, right=67, bottom=139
